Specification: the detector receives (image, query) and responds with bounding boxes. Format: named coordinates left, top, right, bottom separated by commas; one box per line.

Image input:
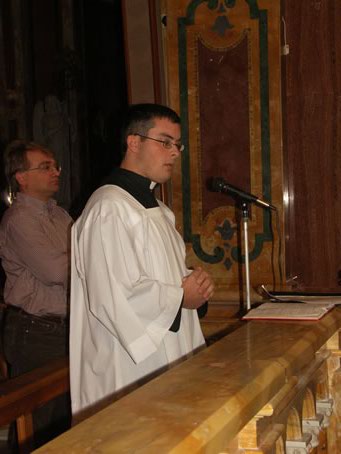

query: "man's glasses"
left=24, top=162, right=62, bottom=173
left=135, top=134, right=184, bottom=152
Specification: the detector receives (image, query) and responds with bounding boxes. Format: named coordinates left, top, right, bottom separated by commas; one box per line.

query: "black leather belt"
left=5, top=304, right=67, bottom=325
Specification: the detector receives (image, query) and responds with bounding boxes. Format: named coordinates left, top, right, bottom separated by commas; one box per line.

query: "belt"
left=5, top=304, right=67, bottom=325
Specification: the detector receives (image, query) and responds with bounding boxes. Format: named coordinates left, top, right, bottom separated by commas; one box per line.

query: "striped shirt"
left=0, top=193, right=72, bottom=316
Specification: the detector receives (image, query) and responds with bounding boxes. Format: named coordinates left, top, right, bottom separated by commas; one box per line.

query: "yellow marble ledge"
left=35, top=308, right=341, bottom=453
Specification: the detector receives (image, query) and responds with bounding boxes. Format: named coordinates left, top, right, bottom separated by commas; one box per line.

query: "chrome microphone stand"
left=208, top=176, right=277, bottom=312
left=241, top=202, right=251, bottom=311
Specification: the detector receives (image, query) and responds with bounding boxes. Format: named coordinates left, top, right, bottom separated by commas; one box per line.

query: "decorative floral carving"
left=207, top=0, right=237, bottom=35
left=215, top=219, right=236, bottom=269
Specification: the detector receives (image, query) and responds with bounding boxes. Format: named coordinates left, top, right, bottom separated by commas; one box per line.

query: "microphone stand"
left=209, top=177, right=276, bottom=311
left=241, top=201, right=251, bottom=312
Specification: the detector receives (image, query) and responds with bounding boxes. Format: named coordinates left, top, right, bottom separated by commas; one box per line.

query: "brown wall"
left=122, top=0, right=155, bottom=103
left=153, top=0, right=341, bottom=294
left=283, top=0, right=341, bottom=291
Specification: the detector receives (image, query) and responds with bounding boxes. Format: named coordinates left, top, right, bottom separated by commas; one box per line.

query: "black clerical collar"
left=103, top=168, right=159, bottom=209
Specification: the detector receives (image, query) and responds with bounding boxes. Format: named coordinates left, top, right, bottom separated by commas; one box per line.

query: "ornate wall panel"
left=165, top=0, right=284, bottom=301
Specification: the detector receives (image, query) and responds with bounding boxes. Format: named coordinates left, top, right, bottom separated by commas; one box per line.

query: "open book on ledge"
left=242, top=302, right=335, bottom=321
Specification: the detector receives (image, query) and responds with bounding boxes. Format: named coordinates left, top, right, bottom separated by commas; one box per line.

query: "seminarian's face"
left=16, top=150, right=61, bottom=202
left=130, top=118, right=182, bottom=184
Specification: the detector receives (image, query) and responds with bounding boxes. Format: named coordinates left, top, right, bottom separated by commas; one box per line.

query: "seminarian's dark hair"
left=121, top=103, right=181, bottom=157
left=4, top=139, right=54, bottom=195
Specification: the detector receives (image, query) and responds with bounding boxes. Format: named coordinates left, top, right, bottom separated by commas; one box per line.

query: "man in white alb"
left=70, top=103, right=214, bottom=416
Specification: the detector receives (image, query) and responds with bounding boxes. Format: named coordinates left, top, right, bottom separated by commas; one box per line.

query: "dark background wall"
left=0, top=0, right=127, bottom=216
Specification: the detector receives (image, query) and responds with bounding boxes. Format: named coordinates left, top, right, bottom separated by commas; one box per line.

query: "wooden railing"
left=33, top=310, right=341, bottom=453
left=0, top=357, right=69, bottom=453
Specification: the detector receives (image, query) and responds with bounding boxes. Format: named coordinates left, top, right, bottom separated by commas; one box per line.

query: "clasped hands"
left=182, top=267, right=215, bottom=309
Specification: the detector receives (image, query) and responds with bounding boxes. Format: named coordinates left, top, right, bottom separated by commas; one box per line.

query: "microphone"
left=209, top=177, right=276, bottom=211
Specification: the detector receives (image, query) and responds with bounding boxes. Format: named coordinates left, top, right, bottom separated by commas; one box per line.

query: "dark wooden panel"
left=283, top=0, right=341, bottom=290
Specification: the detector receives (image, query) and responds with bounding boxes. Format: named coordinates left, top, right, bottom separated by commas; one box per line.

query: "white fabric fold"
left=70, top=185, right=205, bottom=414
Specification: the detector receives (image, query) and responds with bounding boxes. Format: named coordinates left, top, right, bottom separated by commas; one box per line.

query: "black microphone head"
left=208, top=177, right=225, bottom=192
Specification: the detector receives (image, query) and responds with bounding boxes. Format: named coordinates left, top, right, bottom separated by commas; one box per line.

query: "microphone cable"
left=268, top=208, right=284, bottom=291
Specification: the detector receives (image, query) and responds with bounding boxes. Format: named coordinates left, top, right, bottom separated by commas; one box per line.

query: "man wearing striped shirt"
left=0, top=140, right=72, bottom=448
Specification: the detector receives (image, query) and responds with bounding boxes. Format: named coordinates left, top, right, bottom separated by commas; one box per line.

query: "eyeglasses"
left=135, top=134, right=184, bottom=152
left=24, top=162, right=62, bottom=173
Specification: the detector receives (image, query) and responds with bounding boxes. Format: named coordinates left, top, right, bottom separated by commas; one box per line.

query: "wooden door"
left=283, top=0, right=341, bottom=291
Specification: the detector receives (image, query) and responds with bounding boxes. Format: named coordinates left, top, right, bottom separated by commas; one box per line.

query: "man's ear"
left=15, top=171, right=26, bottom=188
left=126, top=135, right=140, bottom=154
